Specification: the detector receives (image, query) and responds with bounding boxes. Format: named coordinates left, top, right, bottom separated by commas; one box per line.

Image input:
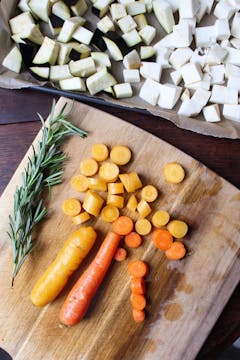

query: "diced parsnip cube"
left=126, top=1, right=146, bottom=16
left=97, top=16, right=115, bottom=33
left=191, top=88, right=211, bottom=107
left=155, top=48, right=171, bottom=68
left=179, top=0, right=200, bottom=18
left=195, top=26, right=216, bottom=47
left=214, top=0, right=235, bottom=19
left=203, top=104, right=221, bottom=122
left=185, top=73, right=211, bottom=90
left=158, top=84, right=182, bottom=109
left=123, top=50, right=141, bottom=69
left=29, top=0, right=51, bottom=22
left=181, top=88, right=190, bottom=101
left=139, top=25, right=156, bottom=45
left=126, top=194, right=138, bottom=212
left=214, top=19, right=230, bottom=40
left=225, top=63, right=240, bottom=78
left=170, top=69, right=182, bottom=85
left=139, top=78, right=162, bottom=105
left=133, top=14, right=148, bottom=30
left=33, top=37, right=59, bottom=65
left=178, top=18, right=196, bottom=34
left=153, top=33, right=177, bottom=49
left=118, top=15, right=137, bottom=33
left=172, top=23, right=193, bottom=47
left=72, top=27, right=93, bottom=45
left=123, top=69, right=140, bottom=83
left=225, top=47, right=240, bottom=66
left=181, top=63, right=203, bottom=85
left=107, top=194, right=124, bottom=209
left=59, top=77, right=86, bottom=91
left=91, top=52, right=111, bottom=68
left=69, top=57, right=96, bottom=77
left=190, top=49, right=206, bottom=67
left=222, top=104, right=240, bottom=122
left=9, top=12, right=35, bottom=34
left=153, top=0, right=175, bottom=34
left=209, top=65, right=225, bottom=85
left=86, top=68, right=117, bottom=95
left=210, top=85, right=238, bottom=105
left=83, top=190, right=104, bottom=216
left=137, top=199, right=151, bottom=218
left=108, top=183, right=124, bottom=195
left=140, top=62, right=162, bottom=82
left=114, top=83, right=133, bottom=98
left=52, top=1, right=71, bottom=20
left=110, top=4, right=127, bottom=20
left=231, top=12, right=240, bottom=39
left=178, top=99, right=202, bottom=117
left=71, top=0, right=88, bottom=16
left=50, top=65, right=72, bottom=80
left=57, top=17, right=82, bottom=43
left=227, top=75, right=240, bottom=90
left=122, top=29, right=142, bottom=47
left=205, top=44, right=228, bottom=65
left=169, top=47, right=193, bottom=69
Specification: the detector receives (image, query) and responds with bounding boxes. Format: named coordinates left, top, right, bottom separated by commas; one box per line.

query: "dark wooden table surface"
left=0, top=87, right=239, bottom=359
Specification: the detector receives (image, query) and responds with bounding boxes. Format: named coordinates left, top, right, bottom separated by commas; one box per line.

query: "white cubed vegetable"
left=225, top=63, right=240, bottom=78
left=205, top=44, right=228, bottom=65
left=169, top=47, right=193, bottom=69
left=118, top=15, right=137, bottom=33
left=91, top=52, right=111, bottom=68
left=72, top=27, right=93, bottom=45
left=123, top=69, right=140, bottom=82
left=191, top=87, right=211, bottom=106
left=153, top=33, right=176, bottom=49
left=230, top=0, right=240, bottom=10
left=178, top=99, right=202, bottom=116
left=170, top=69, right=182, bottom=85
left=210, top=85, right=238, bottom=104
left=9, top=12, right=35, bottom=34
left=123, top=50, right=141, bottom=69
left=205, top=0, right=214, bottom=13
left=140, top=46, right=156, bottom=60
left=153, top=0, right=175, bottom=34
left=185, top=73, right=211, bottom=90
left=69, top=57, right=96, bottom=77
left=86, top=68, right=117, bottom=95
left=227, top=74, right=240, bottom=90
left=195, top=26, right=216, bottom=47
left=126, top=1, right=146, bottom=16
left=50, top=65, right=72, bottom=81
left=155, top=47, right=172, bottom=68
left=58, top=18, right=81, bottom=43
left=221, top=39, right=231, bottom=47
left=181, top=88, right=190, bottom=101
left=2, top=46, right=22, bottom=73
left=122, top=29, right=142, bottom=47
left=178, top=18, right=196, bottom=34
left=140, top=62, right=162, bottom=81
left=179, top=0, right=200, bottom=18
left=223, top=104, right=240, bottom=122
left=209, top=65, right=225, bottom=85
left=214, top=0, right=235, bottom=19
left=118, top=0, right=134, bottom=4
left=18, top=0, right=31, bottom=12
left=190, top=49, right=206, bottom=67
left=196, top=2, right=208, bottom=23
left=114, top=83, right=133, bottom=98
left=139, top=78, right=162, bottom=105
left=231, top=12, right=240, bottom=39
left=59, top=77, right=86, bottom=91
left=134, top=14, right=148, bottom=30
left=97, top=16, right=115, bottom=33
left=203, top=104, right=221, bottom=122
left=214, top=19, right=230, bottom=40
left=173, top=23, right=193, bottom=47
left=139, top=25, right=156, bottom=45
left=181, top=62, right=203, bottom=84
left=225, top=47, right=240, bottom=66
left=158, top=83, right=182, bottom=109
left=110, top=4, right=127, bottom=20
left=230, top=38, right=240, bottom=49
left=166, top=0, right=179, bottom=12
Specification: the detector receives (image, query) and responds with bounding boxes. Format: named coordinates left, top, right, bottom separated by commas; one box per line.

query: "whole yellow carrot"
left=30, top=227, right=97, bottom=307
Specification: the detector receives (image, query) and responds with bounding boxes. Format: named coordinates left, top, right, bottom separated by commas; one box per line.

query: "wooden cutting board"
left=0, top=97, right=239, bottom=360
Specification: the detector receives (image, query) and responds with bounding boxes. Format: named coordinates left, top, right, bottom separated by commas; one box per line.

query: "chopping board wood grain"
left=0, top=97, right=239, bottom=360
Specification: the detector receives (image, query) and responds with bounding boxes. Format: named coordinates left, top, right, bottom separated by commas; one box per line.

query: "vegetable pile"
left=30, top=142, right=190, bottom=325
left=3, top=1, right=240, bottom=123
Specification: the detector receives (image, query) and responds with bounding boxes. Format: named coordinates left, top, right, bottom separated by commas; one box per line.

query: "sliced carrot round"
left=61, top=198, right=81, bottom=217
left=130, top=293, right=146, bottom=310
left=130, top=277, right=146, bottom=295
left=132, top=308, right=145, bottom=323
left=135, top=219, right=152, bottom=236
left=114, top=247, right=127, bottom=262
left=128, top=260, right=149, bottom=277
left=91, top=143, right=109, bottom=162
left=70, top=174, right=89, bottom=192
left=80, top=158, right=98, bottom=176
left=113, top=216, right=134, bottom=235
left=125, top=232, right=142, bottom=248
left=152, top=228, right=173, bottom=251
left=165, top=241, right=186, bottom=260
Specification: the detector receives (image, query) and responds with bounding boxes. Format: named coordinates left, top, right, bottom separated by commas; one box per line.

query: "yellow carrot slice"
left=141, top=185, right=158, bottom=202
left=91, top=143, right=109, bottom=162
left=167, top=220, right=188, bottom=238
left=119, top=172, right=142, bottom=192
left=80, top=158, right=98, bottom=176
left=107, top=194, right=124, bottom=208
left=72, top=212, right=91, bottom=225
left=62, top=198, right=81, bottom=216
left=152, top=210, right=170, bottom=227
left=135, top=219, right=152, bottom=235
left=83, top=190, right=104, bottom=216
left=137, top=199, right=152, bottom=218
left=126, top=194, right=138, bottom=212
left=101, top=205, right=119, bottom=222
left=99, top=162, right=119, bottom=182
left=108, top=182, right=124, bottom=194
left=163, top=162, right=185, bottom=184
left=110, top=145, right=131, bottom=165
left=70, top=174, right=89, bottom=192
left=30, top=227, right=97, bottom=307
left=88, top=178, right=107, bottom=192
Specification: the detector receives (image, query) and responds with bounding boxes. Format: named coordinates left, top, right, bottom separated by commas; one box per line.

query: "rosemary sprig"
left=7, top=100, right=87, bottom=286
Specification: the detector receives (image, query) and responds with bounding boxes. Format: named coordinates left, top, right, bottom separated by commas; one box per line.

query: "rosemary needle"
left=7, top=100, right=87, bottom=286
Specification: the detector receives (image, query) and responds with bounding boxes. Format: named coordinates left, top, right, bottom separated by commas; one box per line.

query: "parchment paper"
left=1, top=0, right=240, bottom=139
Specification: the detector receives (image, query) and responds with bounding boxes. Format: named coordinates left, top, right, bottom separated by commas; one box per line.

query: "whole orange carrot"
left=59, top=231, right=121, bottom=326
